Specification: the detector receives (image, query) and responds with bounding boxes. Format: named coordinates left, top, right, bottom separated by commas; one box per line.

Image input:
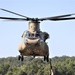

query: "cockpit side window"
left=25, top=32, right=30, bottom=37
left=35, top=33, right=39, bottom=37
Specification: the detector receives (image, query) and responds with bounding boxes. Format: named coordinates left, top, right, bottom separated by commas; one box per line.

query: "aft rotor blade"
left=39, top=14, right=75, bottom=21
left=0, top=8, right=30, bottom=19
left=0, top=17, right=29, bottom=21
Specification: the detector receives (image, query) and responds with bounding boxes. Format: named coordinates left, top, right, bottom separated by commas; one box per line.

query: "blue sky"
left=0, top=0, right=75, bottom=58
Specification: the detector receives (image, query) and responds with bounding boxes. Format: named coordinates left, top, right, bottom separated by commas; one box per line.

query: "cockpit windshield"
left=25, top=32, right=42, bottom=39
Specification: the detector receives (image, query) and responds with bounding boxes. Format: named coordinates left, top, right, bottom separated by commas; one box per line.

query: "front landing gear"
left=18, top=55, right=24, bottom=61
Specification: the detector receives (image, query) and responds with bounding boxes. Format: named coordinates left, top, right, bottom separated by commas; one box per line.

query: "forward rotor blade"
left=39, top=14, right=75, bottom=21
left=0, top=8, right=30, bottom=19
left=0, top=17, right=29, bottom=21
left=51, top=14, right=75, bottom=18
left=50, top=17, right=75, bottom=21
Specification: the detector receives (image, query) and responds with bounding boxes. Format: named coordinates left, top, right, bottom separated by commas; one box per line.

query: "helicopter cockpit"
left=25, top=31, right=41, bottom=39
left=22, top=31, right=44, bottom=44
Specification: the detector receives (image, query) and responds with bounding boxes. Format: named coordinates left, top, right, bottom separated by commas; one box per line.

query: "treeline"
left=0, top=56, right=75, bottom=75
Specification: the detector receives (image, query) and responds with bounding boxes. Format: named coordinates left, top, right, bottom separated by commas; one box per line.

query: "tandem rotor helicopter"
left=0, top=8, right=75, bottom=62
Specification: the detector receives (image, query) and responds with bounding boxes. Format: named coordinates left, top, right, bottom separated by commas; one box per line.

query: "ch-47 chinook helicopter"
left=0, top=8, right=75, bottom=62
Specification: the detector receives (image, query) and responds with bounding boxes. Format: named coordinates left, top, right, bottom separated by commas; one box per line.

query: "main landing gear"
left=44, top=55, right=49, bottom=62
left=18, top=55, right=24, bottom=61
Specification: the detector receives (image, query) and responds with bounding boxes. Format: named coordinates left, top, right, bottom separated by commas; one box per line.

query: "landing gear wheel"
left=18, top=55, right=21, bottom=60
left=44, top=56, right=46, bottom=61
left=47, top=55, right=49, bottom=62
left=21, top=55, right=24, bottom=61
left=18, top=55, right=24, bottom=61
left=44, top=55, right=49, bottom=62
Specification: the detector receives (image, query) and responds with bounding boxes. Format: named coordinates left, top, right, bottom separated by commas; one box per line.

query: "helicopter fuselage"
left=18, top=42, right=49, bottom=56
left=18, top=32, right=49, bottom=56
left=18, top=22, right=49, bottom=57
